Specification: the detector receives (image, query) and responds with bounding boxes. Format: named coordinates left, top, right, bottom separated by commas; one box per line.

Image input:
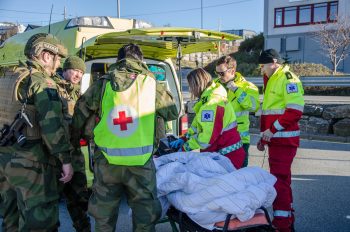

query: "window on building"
left=285, top=7, right=297, bottom=25
left=329, top=2, right=338, bottom=21
left=314, top=3, right=328, bottom=22
left=275, top=9, right=283, bottom=26
left=274, top=1, right=338, bottom=28
left=299, top=5, right=311, bottom=24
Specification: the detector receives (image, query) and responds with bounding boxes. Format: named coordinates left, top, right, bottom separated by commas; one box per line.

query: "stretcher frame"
left=165, top=206, right=275, bottom=232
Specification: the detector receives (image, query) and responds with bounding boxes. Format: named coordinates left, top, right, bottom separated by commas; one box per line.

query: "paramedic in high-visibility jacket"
left=71, top=44, right=178, bottom=232
left=170, top=68, right=246, bottom=169
left=258, top=49, right=304, bottom=232
left=215, top=55, right=260, bottom=167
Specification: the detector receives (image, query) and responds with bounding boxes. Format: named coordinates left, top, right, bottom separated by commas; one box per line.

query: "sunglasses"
left=215, top=67, right=232, bottom=77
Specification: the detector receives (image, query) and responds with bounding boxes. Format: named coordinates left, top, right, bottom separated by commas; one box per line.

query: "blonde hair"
left=216, top=55, right=237, bottom=70
left=186, top=68, right=212, bottom=99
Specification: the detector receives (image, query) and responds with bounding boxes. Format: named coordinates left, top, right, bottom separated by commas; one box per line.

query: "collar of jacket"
left=233, top=72, right=245, bottom=82
left=108, top=58, right=154, bottom=91
left=270, top=64, right=290, bottom=80
left=26, top=59, right=48, bottom=75
left=193, top=81, right=222, bottom=113
left=53, top=74, right=77, bottom=93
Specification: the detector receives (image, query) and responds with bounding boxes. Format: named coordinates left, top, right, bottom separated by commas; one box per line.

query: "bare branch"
left=313, top=15, right=350, bottom=74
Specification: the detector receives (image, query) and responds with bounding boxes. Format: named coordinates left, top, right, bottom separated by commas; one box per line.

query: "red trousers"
left=225, top=147, right=246, bottom=169
left=268, top=145, right=297, bottom=232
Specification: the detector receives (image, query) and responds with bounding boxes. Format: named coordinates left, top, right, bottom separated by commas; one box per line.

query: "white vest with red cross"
left=94, top=74, right=156, bottom=166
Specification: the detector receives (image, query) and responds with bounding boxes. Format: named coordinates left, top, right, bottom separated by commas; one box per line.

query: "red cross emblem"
left=113, top=111, right=133, bottom=131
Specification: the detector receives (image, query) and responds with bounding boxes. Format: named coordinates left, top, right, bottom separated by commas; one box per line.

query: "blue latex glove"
left=169, top=139, right=184, bottom=149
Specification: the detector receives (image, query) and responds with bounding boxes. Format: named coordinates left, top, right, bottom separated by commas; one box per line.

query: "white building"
left=263, top=0, right=350, bottom=73
left=0, top=22, right=25, bottom=44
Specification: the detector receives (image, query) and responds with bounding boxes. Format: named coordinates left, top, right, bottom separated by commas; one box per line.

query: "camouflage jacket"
left=52, top=74, right=81, bottom=122
left=15, top=60, right=72, bottom=164
left=71, top=58, right=178, bottom=150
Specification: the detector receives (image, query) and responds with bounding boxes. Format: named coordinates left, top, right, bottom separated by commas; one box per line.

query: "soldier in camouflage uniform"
left=0, top=33, right=73, bottom=231
left=71, top=44, right=178, bottom=232
left=53, top=56, right=91, bottom=232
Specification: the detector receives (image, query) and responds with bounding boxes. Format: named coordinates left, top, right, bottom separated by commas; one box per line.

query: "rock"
left=322, top=105, right=350, bottom=119
left=303, top=105, right=323, bottom=116
left=333, top=118, right=350, bottom=136
left=306, top=116, right=330, bottom=134
left=299, top=118, right=308, bottom=132
left=249, top=115, right=260, bottom=129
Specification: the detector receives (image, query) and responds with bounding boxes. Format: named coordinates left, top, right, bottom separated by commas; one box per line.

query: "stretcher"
left=166, top=206, right=275, bottom=232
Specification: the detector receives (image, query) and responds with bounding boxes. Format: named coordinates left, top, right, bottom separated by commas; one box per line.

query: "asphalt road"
left=1, top=136, right=349, bottom=232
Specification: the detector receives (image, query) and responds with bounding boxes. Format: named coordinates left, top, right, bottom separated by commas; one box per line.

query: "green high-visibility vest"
left=94, top=74, right=156, bottom=166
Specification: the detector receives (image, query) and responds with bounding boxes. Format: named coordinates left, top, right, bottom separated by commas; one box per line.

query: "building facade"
left=0, top=22, right=25, bottom=45
left=263, top=0, right=350, bottom=73
left=222, top=29, right=257, bottom=40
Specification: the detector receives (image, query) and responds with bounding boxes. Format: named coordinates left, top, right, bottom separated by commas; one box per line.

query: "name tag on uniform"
left=286, top=83, right=298, bottom=94
left=201, top=110, right=214, bottom=122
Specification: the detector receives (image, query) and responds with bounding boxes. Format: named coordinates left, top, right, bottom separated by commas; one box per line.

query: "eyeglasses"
left=215, top=67, right=232, bottom=77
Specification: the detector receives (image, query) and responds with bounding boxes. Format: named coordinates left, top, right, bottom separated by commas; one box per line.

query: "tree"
left=313, top=16, right=350, bottom=74
left=204, top=33, right=264, bottom=77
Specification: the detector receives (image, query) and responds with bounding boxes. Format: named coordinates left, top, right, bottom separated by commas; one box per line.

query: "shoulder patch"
left=45, top=88, right=60, bottom=101
left=201, top=110, right=214, bottom=122
left=286, top=72, right=293, bottom=80
left=286, top=83, right=298, bottom=94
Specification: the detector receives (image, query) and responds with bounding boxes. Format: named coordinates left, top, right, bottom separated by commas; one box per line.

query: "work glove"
left=261, top=129, right=274, bottom=142
left=169, top=139, right=184, bottom=149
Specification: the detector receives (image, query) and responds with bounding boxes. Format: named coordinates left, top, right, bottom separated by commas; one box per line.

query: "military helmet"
left=63, top=56, right=86, bottom=73
left=24, top=33, right=68, bottom=58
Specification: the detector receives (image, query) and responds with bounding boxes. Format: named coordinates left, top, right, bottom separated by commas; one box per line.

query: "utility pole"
left=218, top=18, right=221, bottom=58
left=201, top=0, right=203, bottom=67
left=63, top=6, right=67, bottom=20
left=117, top=0, right=120, bottom=18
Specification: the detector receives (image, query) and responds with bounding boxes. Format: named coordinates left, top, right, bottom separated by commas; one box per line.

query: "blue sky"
left=0, top=0, right=264, bottom=32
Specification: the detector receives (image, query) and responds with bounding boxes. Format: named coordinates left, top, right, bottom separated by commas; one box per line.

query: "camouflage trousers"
left=60, top=148, right=91, bottom=232
left=89, top=154, right=161, bottom=232
left=0, top=184, right=4, bottom=218
left=0, top=151, right=60, bottom=232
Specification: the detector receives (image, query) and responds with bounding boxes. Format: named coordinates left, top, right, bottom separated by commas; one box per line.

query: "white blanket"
left=154, top=152, right=277, bottom=230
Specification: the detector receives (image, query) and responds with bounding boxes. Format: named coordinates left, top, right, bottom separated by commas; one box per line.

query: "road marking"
left=291, top=177, right=316, bottom=181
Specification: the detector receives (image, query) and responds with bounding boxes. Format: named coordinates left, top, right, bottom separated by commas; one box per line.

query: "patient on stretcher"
left=154, top=151, right=277, bottom=230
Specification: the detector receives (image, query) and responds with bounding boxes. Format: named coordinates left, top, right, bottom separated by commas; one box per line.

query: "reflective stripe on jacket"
left=94, top=74, right=156, bottom=166
left=183, top=82, right=242, bottom=154
left=261, top=65, right=304, bottom=147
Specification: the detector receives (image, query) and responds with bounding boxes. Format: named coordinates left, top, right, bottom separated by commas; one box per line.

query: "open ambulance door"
left=78, top=27, right=240, bottom=136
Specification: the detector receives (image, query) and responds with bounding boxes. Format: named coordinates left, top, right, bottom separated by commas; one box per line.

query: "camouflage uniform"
left=0, top=195, right=4, bottom=218
left=0, top=146, right=19, bottom=230
left=0, top=60, right=72, bottom=231
left=53, top=73, right=90, bottom=232
left=71, top=58, right=178, bottom=232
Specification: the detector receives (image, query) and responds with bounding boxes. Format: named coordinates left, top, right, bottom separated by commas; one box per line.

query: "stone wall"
left=186, top=101, right=350, bottom=142
left=249, top=104, right=350, bottom=143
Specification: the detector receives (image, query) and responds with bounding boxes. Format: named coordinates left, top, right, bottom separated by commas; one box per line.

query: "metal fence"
left=247, top=76, right=350, bottom=87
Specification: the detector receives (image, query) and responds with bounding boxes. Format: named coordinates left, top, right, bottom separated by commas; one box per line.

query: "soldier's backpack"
left=0, top=66, right=41, bottom=142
